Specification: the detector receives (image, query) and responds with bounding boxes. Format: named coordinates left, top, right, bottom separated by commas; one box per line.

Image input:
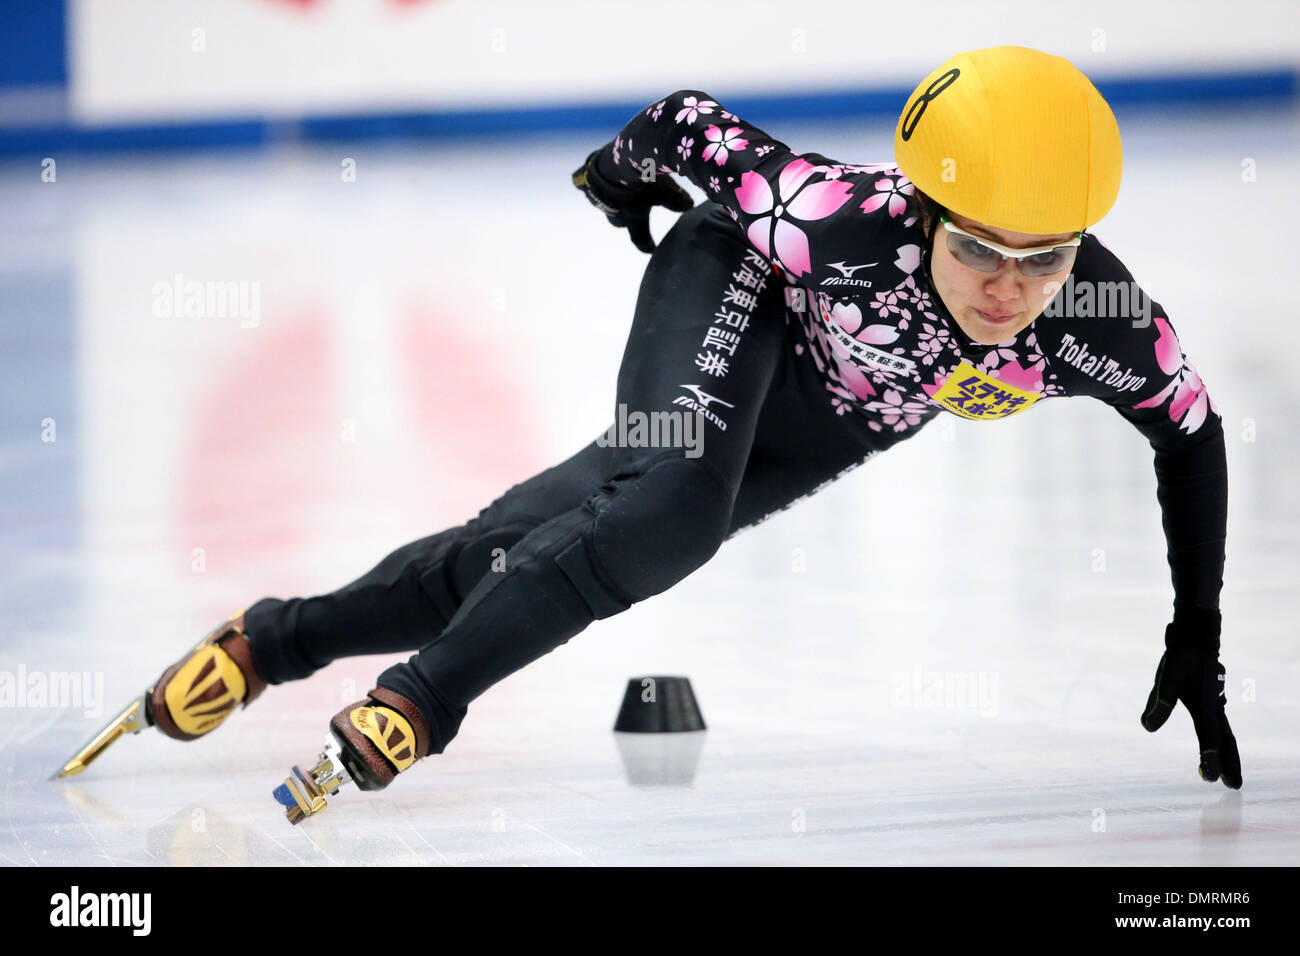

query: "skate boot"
left=51, top=611, right=268, bottom=779
left=273, top=688, right=429, bottom=825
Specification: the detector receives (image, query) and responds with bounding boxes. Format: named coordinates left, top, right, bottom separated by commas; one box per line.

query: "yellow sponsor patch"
left=931, top=360, right=1043, bottom=421
left=349, top=706, right=417, bottom=772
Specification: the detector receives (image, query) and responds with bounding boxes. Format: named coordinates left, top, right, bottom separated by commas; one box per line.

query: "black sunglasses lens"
left=947, top=234, right=1001, bottom=272
left=1019, top=248, right=1076, bottom=276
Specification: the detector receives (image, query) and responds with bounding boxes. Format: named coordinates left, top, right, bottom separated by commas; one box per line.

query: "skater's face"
left=928, top=209, right=1077, bottom=345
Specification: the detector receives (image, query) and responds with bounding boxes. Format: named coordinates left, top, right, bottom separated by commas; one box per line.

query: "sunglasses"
left=940, top=215, right=1082, bottom=277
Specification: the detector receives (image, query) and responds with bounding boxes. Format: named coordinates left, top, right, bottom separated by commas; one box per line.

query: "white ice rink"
left=2, top=105, right=1298, bottom=866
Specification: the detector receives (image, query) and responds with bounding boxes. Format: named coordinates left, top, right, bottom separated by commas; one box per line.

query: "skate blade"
left=273, top=739, right=352, bottom=825
left=50, top=694, right=149, bottom=780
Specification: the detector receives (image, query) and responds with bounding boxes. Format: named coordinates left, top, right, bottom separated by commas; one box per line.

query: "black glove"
left=571, top=147, right=694, bottom=253
left=1141, top=608, right=1242, bottom=789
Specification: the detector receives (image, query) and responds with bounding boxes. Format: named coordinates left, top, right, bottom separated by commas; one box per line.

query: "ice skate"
left=273, top=689, right=428, bottom=824
left=51, top=611, right=267, bottom=779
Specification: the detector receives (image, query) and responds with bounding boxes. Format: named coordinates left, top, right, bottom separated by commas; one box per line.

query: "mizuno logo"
left=673, top=385, right=735, bottom=431
left=827, top=260, right=877, bottom=277
left=678, top=384, right=734, bottom=410
left=821, top=261, right=877, bottom=287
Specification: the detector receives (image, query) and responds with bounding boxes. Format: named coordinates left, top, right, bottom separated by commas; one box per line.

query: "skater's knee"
left=450, top=523, right=536, bottom=602
left=587, top=455, right=733, bottom=601
left=445, top=457, right=734, bottom=624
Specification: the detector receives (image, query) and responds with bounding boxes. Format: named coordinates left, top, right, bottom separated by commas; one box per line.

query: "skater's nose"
left=984, top=267, right=1021, bottom=302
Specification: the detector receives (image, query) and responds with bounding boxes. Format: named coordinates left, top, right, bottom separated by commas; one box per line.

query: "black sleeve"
left=589, top=89, right=921, bottom=290
left=1101, top=311, right=1227, bottom=616
left=1111, top=392, right=1227, bottom=616
left=593, top=90, right=796, bottom=210
left=1050, top=236, right=1228, bottom=619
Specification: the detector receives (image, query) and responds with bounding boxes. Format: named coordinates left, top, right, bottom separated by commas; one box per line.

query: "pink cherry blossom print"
left=778, top=157, right=821, bottom=196
left=702, top=125, right=749, bottom=165
left=911, top=322, right=951, bottom=366
left=735, top=171, right=774, bottom=218
left=1132, top=318, right=1212, bottom=433
left=785, top=176, right=852, bottom=221
left=860, top=176, right=915, bottom=218
left=771, top=220, right=812, bottom=276
left=868, top=287, right=912, bottom=322
left=904, top=276, right=934, bottom=314
left=970, top=344, right=1019, bottom=376
left=828, top=301, right=899, bottom=344
left=677, top=137, right=695, bottom=161
left=733, top=158, right=854, bottom=277
left=828, top=347, right=878, bottom=400
left=921, top=368, right=951, bottom=399
left=986, top=344, right=1020, bottom=366
left=894, top=244, right=921, bottom=275
left=865, top=389, right=929, bottom=431
left=1150, top=316, right=1183, bottom=376
left=988, top=360, right=1043, bottom=393
left=819, top=323, right=879, bottom=400
left=1135, top=361, right=1210, bottom=434
left=869, top=365, right=905, bottom=390
left=1168, top=364, right=1210, bottom=431
left=675, top=96, right=719, bottom=124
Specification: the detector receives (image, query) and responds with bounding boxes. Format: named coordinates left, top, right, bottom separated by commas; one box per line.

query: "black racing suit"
left=242, top=90, right=1226, bottom=756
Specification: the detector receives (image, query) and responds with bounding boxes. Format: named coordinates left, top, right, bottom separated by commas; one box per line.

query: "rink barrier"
left=0, top=67, right=1295, bottom=156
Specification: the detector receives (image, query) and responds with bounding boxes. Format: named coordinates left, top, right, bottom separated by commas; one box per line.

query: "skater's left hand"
left=571, top=146, right=694, bottom=253
left=1140, top=609, right=1242, bottom=789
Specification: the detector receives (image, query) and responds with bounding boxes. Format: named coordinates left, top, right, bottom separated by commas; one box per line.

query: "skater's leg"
left=241, top=437, right=615, bottom=684
left=371, top=203, right=790, bottom=755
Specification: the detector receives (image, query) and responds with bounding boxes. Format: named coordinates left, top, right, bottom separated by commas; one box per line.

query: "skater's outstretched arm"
left=577, top=89, right=917, bottom=289
left=1059, top=239, right=1228, bottom=616
left=1108, top=318, right=1238, bottom=789
left=1052, top=237, right=1236, bottom=789
left=1109, top=351, right=1227, bottom=616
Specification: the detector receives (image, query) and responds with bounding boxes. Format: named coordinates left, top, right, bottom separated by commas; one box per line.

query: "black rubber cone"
left=613, top=676, right=706, bottom=733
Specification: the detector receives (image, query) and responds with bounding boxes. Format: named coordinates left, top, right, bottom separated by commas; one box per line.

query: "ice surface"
left=2, top=106, right=1298, bottom=865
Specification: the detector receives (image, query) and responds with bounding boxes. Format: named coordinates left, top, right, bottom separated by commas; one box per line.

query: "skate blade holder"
left=51, top=621, right=243, bottom=781
left=51, top=694, right=149, bottom=780
left=274, top=735, right=353, bottom=825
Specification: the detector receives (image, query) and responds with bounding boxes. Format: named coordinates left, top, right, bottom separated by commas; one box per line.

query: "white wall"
left=70, top=0, right=1300, bottom=124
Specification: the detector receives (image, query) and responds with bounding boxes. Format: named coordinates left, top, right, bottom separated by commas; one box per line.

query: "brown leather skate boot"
left=51, top=610, right=269, bottom=779
left=273, top=687, right=430, bottom=824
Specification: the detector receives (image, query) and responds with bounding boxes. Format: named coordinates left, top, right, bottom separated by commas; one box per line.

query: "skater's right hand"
left=572, top=146, right=694, bottom=253
left=1140, top=610, right=1242, bottom=790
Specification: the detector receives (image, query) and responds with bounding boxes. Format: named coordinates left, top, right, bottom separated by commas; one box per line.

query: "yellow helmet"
left=894, top=46, right=1123, bottom=234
